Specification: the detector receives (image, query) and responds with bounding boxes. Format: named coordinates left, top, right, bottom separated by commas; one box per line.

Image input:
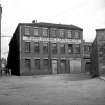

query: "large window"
left=60, top=44, right=65, bottom=54
left=74, top=31, right=80, bottom=39
left=74, top=44, right=80, bottom=54
left=25, top=26, right=30, bottom=35
left=43, top=59, right=49, bottom=70
left=42, top=28, right=48, bottom=36
left=34, top=42, right=40, bottom=54
left=34, top=59, right=40, bottom=70
left=25, top=59, right=31, bottom=69
left=59, top=29, right=64, bottom=38
left=52, top=43, right=57, bottom=54
left=68, top=44, right=73, bottom=54
left=50, top=28, right=56, bottom=37
left=67, top=30, right=72, bottom=38
left=24, top=42, right=31, bottom=53
left=43, top=43, right=48, bottom=54
left=33, top=28, right=38, bottom=36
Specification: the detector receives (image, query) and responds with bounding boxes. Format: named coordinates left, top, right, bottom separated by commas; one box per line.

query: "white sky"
left=0, top=0, right=105, bottom=58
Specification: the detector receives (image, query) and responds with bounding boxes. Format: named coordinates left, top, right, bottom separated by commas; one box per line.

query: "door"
left=60, top=60, right=66, bottom=73
left=52, top=60, right=57, bottom=74
left=70, top=59, right=81, bottom=73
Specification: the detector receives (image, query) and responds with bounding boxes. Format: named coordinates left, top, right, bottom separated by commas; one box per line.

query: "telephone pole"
left=0, top=4, right=2, bottom=71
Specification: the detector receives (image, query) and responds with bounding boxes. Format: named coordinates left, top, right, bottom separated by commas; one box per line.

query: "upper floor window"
left=43, top=43, right=48, bottom=54
left=60, top=44, right=65, bottom=54
left=33, top=28, right=38, bottom=36
left=67, top=30, right=72, bottom=38
left=24, top=42, right=31, bottom=53
left=34, top=42, right=40, bottom=54
left=52, top=43, right=57, bottom=54
left=42, top=28, right=48, bottom=36
left=68, top=44, right=73, bottom=54
left=50, top=28, right=56, bottom=37
left=74, top=44, right=80, bottom=54
left=74, top=31, right=80, bottom=39
left=25, top=26, right=30, bottom=35
left=59, top=29, right=65, bottom=38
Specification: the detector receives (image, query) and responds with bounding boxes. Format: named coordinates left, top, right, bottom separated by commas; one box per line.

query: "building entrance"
left=52, top=60, right=58, bottom=74
left=69, top=59, right=81, bottom=73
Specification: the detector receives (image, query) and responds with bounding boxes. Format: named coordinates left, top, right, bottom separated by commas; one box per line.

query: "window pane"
left=74, top=44, right=80, bottom=53
left=52, top=43, right=57, bottom=54
left=59, top=29, right=64, bottom=38
left=68, top=44, right=73, bottom=54
left=25, top=42, right=31, bottom=52
left=50, top=28, right=56, bottom=37
left=25, top=27, right=30, bottom=35
left=60, top=44, right=65, bottom=54
left=25, top=59, right=31, bottom=69
left=67, top=30, right=72, bottom=38
left=43, top=59, right=49, bottom=69
left=74, top=31, right=80, bottom=39
left=43, top=43, right=48, bottom=54
left=34, top=28, right=38, bottom=36
left=43, top=28, right=48, bottom=36
left=34, top=42, right=40, bottom=54
left=35, top=59, right=40, bottom=69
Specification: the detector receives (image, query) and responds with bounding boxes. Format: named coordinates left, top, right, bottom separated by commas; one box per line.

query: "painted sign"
left=23, top=36, right=81, bottom=44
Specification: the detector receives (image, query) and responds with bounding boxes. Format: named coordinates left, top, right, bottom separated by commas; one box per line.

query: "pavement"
left=0, top=74, right=105, bottom=105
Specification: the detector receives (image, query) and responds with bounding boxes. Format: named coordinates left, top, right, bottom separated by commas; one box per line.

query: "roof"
left=96, top=28, right=105, bottom=31
left=19, top=22, right=83, bottom=30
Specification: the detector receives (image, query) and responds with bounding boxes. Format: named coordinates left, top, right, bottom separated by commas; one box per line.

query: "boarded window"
left=60, top=44, right=65, bottom=54
left=25, top=59, right=31, bottom=69
left=34, top=59, right=40, bottom=69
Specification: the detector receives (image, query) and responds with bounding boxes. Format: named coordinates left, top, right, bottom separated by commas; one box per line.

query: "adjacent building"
left=83, top=42, right=92, bottom=73
left=91, top=29, right=105, bottom=76
left=7, top=21, right=84, bottom=75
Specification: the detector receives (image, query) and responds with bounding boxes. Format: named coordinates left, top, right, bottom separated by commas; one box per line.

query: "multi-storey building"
left=0, top=4, right=2, bottom=70
left=7, top=21, right=84, bottom=75
left=91, top=29, right=105, bottom=77
left=83, top=42, right=92, bottom=73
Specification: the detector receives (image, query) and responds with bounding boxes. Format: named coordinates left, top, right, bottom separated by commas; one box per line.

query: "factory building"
left=7, top=21, right=85, bottom=75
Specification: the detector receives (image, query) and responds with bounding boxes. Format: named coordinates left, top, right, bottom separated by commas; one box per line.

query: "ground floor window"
left=25, top=59, right=31, bottom=69
left=43, top=59, right=49, bottom=70
left=34, top=59, right=40, bottom=70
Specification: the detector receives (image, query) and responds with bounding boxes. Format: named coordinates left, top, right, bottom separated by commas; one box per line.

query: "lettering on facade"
left=23, top=36, right=81, bottom=44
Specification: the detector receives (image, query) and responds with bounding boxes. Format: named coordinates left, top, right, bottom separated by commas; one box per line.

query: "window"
left=52, top=43, right=57, bottom=54
left=59, top=29, right=64, bottom=38
left=42, top=28, right=48, bottom=36
left=68, top=44, right=73, bottom=54
left=25, top=26, right=30, bottom=35
left=50, top=28, right=56, bottom=37
left=25, top=59, right=31, bottom=69
left=43, top=59, right=49, bottom=70
left=43, top=43, right=48, bottom=54
left=25, top=42, right=31, bottom=53
left=33, top=28, right=38, bottom=36
left=60, top=44, right=65, bottom=54
left=34, top=59, right=40, bottom=69
left=34, top=42, right=40, bottom=54
left=67, top=30, right=72, bottom=38
left=74, top=44, right=80, bottom=53
left=74, top=31, right=80, bottom=39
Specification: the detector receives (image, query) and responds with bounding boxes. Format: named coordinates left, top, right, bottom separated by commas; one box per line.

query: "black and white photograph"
left=0, top=0, right=105, bottom=105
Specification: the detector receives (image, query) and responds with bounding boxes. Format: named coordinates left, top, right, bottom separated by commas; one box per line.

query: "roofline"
left=18, top=22, right=83, bottom=30
left=96, top=28, right=105, bottom=31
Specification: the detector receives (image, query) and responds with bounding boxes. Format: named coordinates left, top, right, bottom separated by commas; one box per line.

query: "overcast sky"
left=0, top=0, right=105, bottom=58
